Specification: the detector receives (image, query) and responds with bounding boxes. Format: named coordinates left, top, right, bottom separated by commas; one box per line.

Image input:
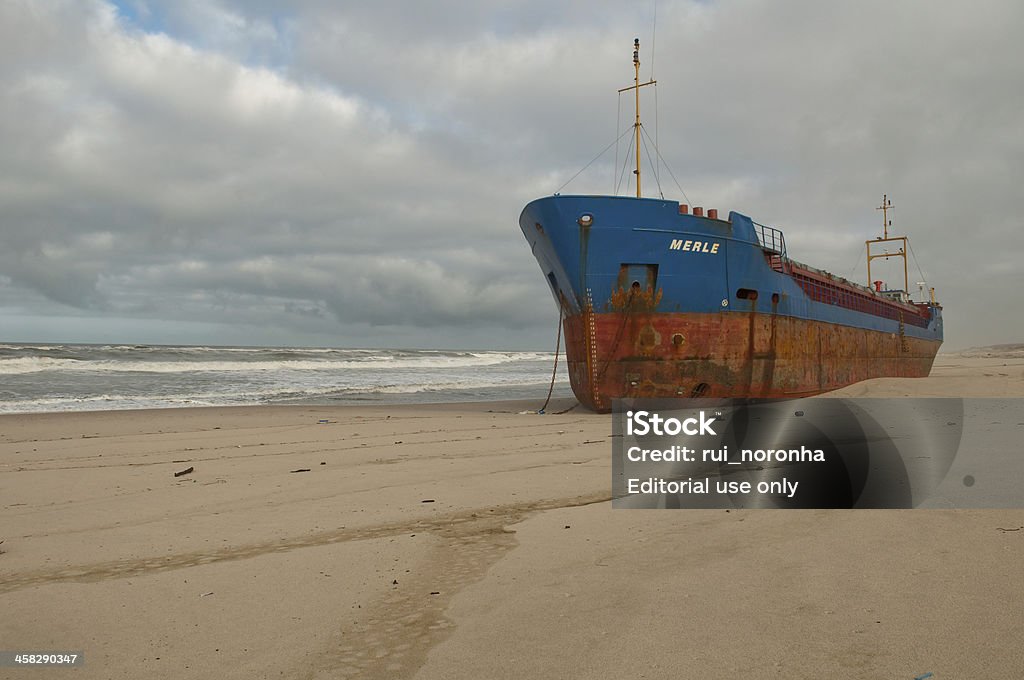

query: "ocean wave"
left=0, top=374, right=564, bottom=414
left=0, top=357, right=86, bottom=374
left=0, top=351, right=553, bottom=375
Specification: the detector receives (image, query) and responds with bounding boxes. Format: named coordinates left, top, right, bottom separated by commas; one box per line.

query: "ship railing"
left=752, top=221, right=787, bottom=259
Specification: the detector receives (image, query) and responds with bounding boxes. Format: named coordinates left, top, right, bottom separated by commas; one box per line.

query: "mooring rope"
left=538, top=310, right=564, bottom=413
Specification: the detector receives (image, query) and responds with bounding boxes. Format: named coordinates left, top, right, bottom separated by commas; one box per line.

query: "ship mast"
left=866, top=193, right=909, bottom=297
left=618, top=38, right=656, bottom=198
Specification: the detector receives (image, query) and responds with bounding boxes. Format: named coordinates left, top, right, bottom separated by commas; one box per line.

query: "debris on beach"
left=174, top=466, right=194, bottom=477
left=290, top=468, right=311, bottom=473
left=421, top=499, right=435, bottom=503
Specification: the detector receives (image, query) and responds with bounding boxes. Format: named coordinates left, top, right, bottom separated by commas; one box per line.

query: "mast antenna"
left=618, top=38, right=656, bottom=197
left=877, top=193, right=893, bottom=239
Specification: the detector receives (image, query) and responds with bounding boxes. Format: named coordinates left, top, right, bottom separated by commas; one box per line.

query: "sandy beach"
left=3, top=352, right=1024, bottom=679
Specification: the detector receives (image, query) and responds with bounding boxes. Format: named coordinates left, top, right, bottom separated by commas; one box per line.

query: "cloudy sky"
left=1, top=0, right=1021, bottom=350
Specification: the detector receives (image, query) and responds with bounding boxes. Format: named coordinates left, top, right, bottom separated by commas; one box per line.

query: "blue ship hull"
left=520, top=195, right=943, bottom=412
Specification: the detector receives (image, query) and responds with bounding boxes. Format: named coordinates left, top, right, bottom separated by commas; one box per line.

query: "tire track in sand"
left=0, top=491, right=609, bottom=594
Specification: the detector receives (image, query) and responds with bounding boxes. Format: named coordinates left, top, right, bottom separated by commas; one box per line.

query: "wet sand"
left=2, top=353, right=1023, bottom=678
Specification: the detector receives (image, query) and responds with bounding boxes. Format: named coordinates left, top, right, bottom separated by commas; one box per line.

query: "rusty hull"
left=562, top=307, right=941, bottom=413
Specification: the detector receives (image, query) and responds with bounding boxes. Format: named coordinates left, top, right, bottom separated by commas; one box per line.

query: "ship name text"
left=669, top=239, right=720, bottom=254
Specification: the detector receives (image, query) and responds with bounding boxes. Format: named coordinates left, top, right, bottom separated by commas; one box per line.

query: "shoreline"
left=0, top=396, right=575, bottom=421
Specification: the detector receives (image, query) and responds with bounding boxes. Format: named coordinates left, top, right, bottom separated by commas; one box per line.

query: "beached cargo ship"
left=519, top=41, right=943, bottom=413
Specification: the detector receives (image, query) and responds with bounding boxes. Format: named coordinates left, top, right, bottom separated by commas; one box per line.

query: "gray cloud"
left=0, top=0, right=1021, bottom=349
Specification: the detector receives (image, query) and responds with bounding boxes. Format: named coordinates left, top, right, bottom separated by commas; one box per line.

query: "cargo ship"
left=519, top=40, right=943, bottom=413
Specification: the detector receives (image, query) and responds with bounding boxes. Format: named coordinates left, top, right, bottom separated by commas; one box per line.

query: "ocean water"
left=0, top=343, right=571, bottom=414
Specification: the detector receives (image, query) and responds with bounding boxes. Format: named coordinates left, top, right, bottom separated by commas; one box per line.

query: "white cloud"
left=0, top=0, right=1022, bottom=349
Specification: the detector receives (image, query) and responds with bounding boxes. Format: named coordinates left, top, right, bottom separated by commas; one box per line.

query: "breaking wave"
left=0, top=351, right=551, bottom=375
left=0, top=343, right=568, bottom=413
